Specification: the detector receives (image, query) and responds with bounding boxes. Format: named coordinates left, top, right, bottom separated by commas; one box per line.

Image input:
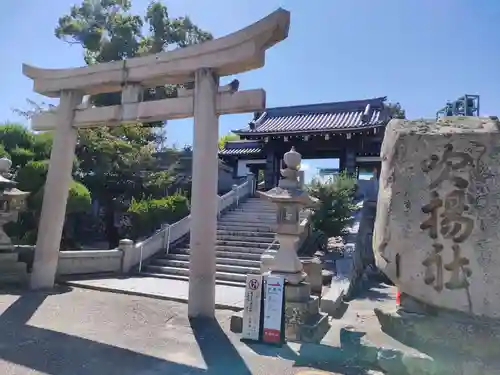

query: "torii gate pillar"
left=31, top=90, right=83, bottom=289
left=188, top=68, right=219, bottom=317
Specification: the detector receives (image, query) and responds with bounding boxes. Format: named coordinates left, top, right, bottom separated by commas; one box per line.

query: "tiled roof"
left=219, top=140, right=264, bottom=156
left=233, top=97, right=389, bottom=135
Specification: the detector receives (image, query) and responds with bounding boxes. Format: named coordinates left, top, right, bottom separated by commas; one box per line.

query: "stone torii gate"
left=23, top=8, right=290, bottom=318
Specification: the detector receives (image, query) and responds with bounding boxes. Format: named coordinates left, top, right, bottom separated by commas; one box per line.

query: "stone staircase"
left=141, top=197, right=279, bottom=287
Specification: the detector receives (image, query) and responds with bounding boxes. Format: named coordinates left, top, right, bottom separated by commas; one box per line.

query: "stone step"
left=217, top=224, right=273, bottom=233
left=220, top=215, right=273, bottom=221
left=150, top=259, right=260, bottom=275
left=235, top=205, right=274, bottom=209
left=227, top=208, right=276, bottom=214
left=221, top=216, right=276, bottom=224
left=163, top=253, right=261, bottom=268
left=176, top=245, right=266, bottom=255
left=0, top=269, right=28, bottom=285
left=0, top=262, right=27, bottom=273
left=216, top=240, right=278, bottom=249
left=217, top=230, right=275, bottom=238
left=175, top=248, right=262, bottom=261
left=216, top=234, right=275, bottom=243
left=139, top=272, right=245, bottom=287
left=0, top=252, right=19, bottom=262
left=218, top=219, right=275, bottom=226
left=143, top=265, right=247, bottom=283
left=230, top=208, right=276, bottom=213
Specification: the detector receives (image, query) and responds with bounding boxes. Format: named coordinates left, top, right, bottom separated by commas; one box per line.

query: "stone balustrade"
left=34, top=175, right=258, bottom=278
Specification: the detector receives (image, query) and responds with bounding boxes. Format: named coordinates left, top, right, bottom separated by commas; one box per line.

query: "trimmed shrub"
left=127, top=193, right=189, bottom=239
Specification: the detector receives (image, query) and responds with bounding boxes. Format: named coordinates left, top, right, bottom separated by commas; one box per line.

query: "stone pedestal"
left=0, top=250, right=28, bottom=286
left=375, top=305, right=500, bottom=374
left=300, top=257, right=323, bottom=295
left=282, top=281, right=329, bottom=342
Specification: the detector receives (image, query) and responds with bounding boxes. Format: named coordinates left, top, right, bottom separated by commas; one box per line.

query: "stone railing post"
left=232, top=184, right=239, bottom=207
left=247, top=172, right=255, bottom=195
left=119, top=238, right=135, bottom=273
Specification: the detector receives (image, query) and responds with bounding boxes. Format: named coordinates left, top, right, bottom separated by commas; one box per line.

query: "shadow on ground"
left=0, top=288, right=251, bottom=375
left=243, top=328, right=381, bottom=375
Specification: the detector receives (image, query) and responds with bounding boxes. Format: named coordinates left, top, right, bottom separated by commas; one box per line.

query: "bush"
left=16, top=160, right=49, bottom=194
left=307, top=171, right=356, bottom=239
left=10, top=147, right=36, bottom=168
left=32, top=180, right=91, bottom=214
left=127, top=193, right=189, bottom=239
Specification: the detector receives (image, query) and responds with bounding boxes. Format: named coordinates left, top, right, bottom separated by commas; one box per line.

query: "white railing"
left=133, top=174, right=255, bottom=271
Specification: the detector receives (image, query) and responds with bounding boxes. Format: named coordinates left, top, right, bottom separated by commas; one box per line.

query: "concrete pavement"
left=62, top=276, right=246, bottom=310
left=0, top=284, right=397, bottom=375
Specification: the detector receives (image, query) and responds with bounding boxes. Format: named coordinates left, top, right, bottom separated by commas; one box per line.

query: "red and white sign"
left=242, top=275, right=263, bottom=341
left=262, top=275, right=285, bottom=344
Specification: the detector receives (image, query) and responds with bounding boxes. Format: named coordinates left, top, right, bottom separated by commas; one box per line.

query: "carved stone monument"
left=259, top=147, right=329, bottom=342
left=0, top=158, right=30, bottom=285
left=374, top=116, right=500, bottom=317
left=373, top=117, right=500, bottom=373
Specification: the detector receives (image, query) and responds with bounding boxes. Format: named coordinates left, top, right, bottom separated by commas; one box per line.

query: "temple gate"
left=219, top=97, right=390, bottom=188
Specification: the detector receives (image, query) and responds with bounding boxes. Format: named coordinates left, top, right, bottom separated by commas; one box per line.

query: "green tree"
left=53, top=0, right=212, bottom=247
left=0, top=124, right=92, bottom=248
left=386, top=102, right=406, bottom=119
left=307, top=172, right=357, bottom=239
left=218, top=133, right=240, bottom=150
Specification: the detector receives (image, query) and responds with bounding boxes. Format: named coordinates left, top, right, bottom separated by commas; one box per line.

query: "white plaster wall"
left=237, top=159, right=265, bottom=177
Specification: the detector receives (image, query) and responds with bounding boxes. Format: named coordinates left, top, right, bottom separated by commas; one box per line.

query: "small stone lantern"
left=259, top=148, right=328, bottom=342
left=0, top=158, right=29, bottom=250
left=259, top=147, right=317, bottom=284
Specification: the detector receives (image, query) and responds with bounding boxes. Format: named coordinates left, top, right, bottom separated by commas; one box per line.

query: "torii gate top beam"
left=22, top=8, right=290, bottom=98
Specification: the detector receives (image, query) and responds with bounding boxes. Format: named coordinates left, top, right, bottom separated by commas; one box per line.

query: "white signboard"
left=242, top=274, right=263, bottom=341
left=262, top=274, right=285, bottom=344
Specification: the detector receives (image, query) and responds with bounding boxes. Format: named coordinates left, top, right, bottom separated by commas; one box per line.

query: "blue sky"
left=1, top=0, right=500, bottom=182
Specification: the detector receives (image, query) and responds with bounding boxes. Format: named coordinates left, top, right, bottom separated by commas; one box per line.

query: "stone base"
left=285, top=300, right=330, bottom=343
left=0, top=250, right=28, bottom=286
left=230, top=282, right=331, bottom=344
left=283, top=283, right=330, bottom=343
left=320, top=277, right=349, bottom=316
left=299, top=257, right=322, bottom=295
left=230, top=310, right=244, bottom=334
left=374, top=305, right=500, bottom=374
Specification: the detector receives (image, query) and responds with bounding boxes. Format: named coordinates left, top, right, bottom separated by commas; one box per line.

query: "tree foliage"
left=307, top=172, right=357, bottom=239
left=218, top=133, right=240, bottom=150
left=386, top=102, right=406, bottom=119
left=46, top=0, right=212, bottom=247
left=0, top=123, right=92, bottom=248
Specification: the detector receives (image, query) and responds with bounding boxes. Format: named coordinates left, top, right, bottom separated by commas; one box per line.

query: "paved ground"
left=0, top=283, right=402, bottom=375
left=63, top=276, right=246, bottom=309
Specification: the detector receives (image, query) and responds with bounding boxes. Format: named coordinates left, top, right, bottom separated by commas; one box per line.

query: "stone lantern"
left=258, top=147, right=329, bottom=342
left=259, top=147, right=317, bottom=283
left=0, top=157, right=30, bottom=285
